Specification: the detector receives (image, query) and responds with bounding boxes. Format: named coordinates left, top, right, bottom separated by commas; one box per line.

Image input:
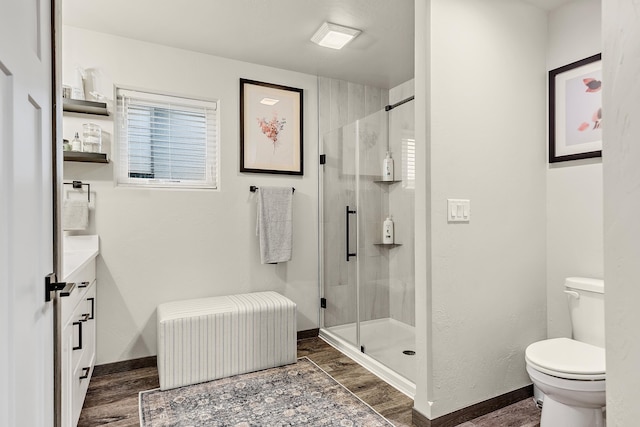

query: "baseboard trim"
left=412, top=384, right=533, bottom=427
left=93, top=356, right=157, bottom=377
left=297, top=328, right=320, bottom=340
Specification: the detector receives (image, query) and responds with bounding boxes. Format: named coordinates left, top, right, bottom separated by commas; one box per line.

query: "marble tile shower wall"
left=319, top=77, right=392, bottom=328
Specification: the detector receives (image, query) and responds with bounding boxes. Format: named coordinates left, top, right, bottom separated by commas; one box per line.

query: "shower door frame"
left=318, top=107, right=416, bottom=398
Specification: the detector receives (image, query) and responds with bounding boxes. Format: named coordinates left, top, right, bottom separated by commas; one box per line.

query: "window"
left=116, top=88, right=218, bottom=189
left=402, top=135, right=415, bottom=189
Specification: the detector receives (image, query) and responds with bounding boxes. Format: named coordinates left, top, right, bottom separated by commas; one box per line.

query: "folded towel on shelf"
left=256, top=186, right=293, bottom=264
left=63, top=199, right=89, bottom=231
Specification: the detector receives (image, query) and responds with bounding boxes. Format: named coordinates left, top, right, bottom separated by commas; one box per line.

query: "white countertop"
left=63, top=235, right=99, bottom=280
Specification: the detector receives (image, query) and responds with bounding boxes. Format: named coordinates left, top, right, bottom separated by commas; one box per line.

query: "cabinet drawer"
left=71, top=357, right=93, bottom=427
left=61, top=259, right=96, bottom=324
left=80, top=284, right=97, bottom=373
left=68, top=299, right=90, bottom=375
left=73, top=283, right=96, bottom=427
left=65, top=257, right=96, bottom=285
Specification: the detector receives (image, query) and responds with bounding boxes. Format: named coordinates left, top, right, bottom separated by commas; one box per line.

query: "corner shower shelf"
left=63, top=98, right=109, bottom=116
left=63, top=151, right=109, bottom=163
left=373, top=179, right=402, bottom=184
left=374, top=242, right=402, bottom=248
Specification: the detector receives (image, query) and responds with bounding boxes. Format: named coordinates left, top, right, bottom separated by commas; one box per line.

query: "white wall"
left=546, top=0, right=602, bottom=340
left=602, top=1, right=640, bottom=424
left=415, top=0, right=548, bottom=418
left=413, top=0, right=432, bottom=417
left=62, top=26, right=319, bottom=364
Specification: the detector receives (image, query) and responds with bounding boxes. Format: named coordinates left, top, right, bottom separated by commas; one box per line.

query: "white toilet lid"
left=526, top=337, right=605, bottom=380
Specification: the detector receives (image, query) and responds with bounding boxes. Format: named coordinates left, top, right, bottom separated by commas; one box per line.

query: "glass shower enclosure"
left=319, top=100, right=415, bottom=396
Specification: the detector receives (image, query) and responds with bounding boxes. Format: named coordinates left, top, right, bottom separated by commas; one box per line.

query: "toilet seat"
left=525, top=338, right=605, bottom=381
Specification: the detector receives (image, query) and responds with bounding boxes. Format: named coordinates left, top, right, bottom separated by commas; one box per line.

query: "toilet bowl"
left=526, top=338, right=606, bottom=427
left=525, top=277, right=606, bottom=427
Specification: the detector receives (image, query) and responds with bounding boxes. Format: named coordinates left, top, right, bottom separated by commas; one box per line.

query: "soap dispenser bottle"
left=383, top=216, right=394, bottom=244
left=382, top=151, right=394, bottom=181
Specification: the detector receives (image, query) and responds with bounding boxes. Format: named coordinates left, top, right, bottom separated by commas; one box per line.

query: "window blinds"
left=116, top=88, right=218, bottom=189
left=403, top=137, right=415, bottom=189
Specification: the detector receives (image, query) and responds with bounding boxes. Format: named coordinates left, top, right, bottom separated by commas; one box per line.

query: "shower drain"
left=402, top=350, right=416, bottom=356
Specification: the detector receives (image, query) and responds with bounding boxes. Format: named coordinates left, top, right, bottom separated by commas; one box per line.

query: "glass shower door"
left=321, top=122, right=358, bottom=348
left=321, top=109, right=390, bottom=354
left=320, top=100, right=416, bottom=389
left=358, top=102, right=416, bottom=382
left=356, top=110, right=391, bottom=357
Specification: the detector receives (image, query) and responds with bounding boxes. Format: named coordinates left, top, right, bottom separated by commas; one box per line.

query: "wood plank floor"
left=78, top=337, right=540, bottom=426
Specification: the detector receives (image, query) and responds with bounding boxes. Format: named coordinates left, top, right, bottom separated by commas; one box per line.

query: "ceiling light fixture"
left=311, top=22, right=361, bottom=50
left=260, top=97, right=280, bottom=106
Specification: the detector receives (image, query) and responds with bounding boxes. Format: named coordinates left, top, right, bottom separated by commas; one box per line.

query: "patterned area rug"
left=139, top=357, right=393, bottom=426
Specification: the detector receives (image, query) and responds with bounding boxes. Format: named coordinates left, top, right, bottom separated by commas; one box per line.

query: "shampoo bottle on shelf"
left=382, top=151, right=394, bottom=181
left=71, top=132, right=82, bottom=152
left=383, top=216, right=394, bottom=244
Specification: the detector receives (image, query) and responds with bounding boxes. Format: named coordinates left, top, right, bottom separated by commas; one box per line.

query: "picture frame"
left=240, top=78, right=303, bottom=175
left=549, top=53, right=602, bottom=163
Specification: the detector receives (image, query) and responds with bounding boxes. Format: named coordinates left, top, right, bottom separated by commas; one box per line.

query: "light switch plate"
left=447, top=199, right=470, bottom=222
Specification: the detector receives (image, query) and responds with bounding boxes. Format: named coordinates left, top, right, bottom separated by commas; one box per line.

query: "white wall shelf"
left=373, top=179, right=402, bottom=184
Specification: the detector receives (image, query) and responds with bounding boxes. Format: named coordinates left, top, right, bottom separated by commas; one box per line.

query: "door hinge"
left=320, top=297, right=327, bottom=309
left=319, top=154, right=326, bottom=165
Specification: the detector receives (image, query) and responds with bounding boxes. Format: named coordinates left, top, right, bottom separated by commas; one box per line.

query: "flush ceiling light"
left=260, top=97, right=280, bottom=106
left=311, top=22, right=361, bottom=50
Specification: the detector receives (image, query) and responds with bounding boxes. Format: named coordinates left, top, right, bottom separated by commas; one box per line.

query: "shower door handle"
left=346, top=206, right=357, bottom=261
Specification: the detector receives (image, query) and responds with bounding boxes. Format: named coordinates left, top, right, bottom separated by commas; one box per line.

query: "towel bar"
left=63, top=181, right=91, bottom=202
left=250, top=185, right=295, bottom=193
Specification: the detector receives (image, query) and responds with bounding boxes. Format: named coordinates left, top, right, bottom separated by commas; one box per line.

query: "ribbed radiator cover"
left=157, top=291, right=297, bottom=390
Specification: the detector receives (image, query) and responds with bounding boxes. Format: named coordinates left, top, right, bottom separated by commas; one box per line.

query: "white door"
left=0, top=0, right=55, bottom=426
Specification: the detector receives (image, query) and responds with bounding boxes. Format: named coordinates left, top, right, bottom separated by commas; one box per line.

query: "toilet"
left=525, top=277, right=606, bottom=427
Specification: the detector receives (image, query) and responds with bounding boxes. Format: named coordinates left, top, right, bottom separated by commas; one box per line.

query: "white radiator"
left=156, top=291, right=297, bottom=390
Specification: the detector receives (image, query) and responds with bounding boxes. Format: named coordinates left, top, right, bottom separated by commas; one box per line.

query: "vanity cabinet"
left=60, top=254, right=97, bottom=427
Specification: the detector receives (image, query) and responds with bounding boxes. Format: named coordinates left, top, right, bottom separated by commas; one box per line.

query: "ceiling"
left=63, top=0, right=576, bottom=90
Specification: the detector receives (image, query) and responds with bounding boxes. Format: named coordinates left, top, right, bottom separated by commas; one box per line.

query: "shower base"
left=320, top=317, right=415, bottom=397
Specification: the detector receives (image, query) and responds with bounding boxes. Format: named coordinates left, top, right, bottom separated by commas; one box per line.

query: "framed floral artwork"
left=240, top=79, right=303, bottom=175
left=549, top=53, right=602, bottom=163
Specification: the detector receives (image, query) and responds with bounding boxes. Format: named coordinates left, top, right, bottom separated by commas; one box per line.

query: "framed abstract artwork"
left=240, top=79, right=303, bottom=175
left=549, top=54, right=602, bottom=163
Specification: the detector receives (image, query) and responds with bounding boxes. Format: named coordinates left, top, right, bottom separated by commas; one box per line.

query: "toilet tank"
left=565, top=277, right=605, bottom=348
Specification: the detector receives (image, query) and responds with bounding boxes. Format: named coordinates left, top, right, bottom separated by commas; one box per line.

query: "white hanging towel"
left=256, top=186, right=293, bottom=264
left=63, top=199, right=89, bottom=231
